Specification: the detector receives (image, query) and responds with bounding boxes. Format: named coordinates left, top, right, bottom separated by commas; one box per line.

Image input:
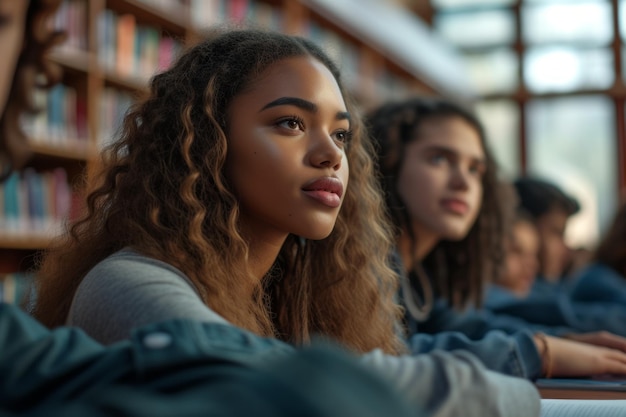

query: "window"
left=464, top=48, right=518, bottom=94
left=475, top=99, right=520, bottom=179
left=432, top=0, right=515, bottom=8
left=522, top=2, right=612, bottom=45
left=526, top=96, right=617, bottom=246
left=525, top=47, right=613, bottom=93
left=435, top=9, right=515, bottom=47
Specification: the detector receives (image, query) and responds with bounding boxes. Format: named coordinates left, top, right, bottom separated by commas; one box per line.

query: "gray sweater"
left=68, top=249, right=540, bottom=417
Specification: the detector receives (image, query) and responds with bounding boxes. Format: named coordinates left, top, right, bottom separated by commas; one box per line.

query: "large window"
left=432, top=0, right=625, bottom=247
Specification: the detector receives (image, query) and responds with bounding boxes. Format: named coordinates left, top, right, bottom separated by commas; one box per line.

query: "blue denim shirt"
left=568, top=263, right=626, bottom=305
left=391, top=251, right=543, bottom=380
left=406, top=298, right=543, bottom=379
left=484, top=281, right=626, bottom=337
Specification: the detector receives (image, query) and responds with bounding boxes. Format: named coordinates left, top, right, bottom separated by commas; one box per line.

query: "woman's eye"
left=333, top=130, right=352, bottom=144
left=277, top=117, right=304, bottom=131
left=469, top=164, right=486, bottom=177
left=430, top=154, right=446, bottom=164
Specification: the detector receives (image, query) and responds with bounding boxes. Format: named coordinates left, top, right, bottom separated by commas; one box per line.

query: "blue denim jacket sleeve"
left=1, top=303, right=542, bottom=417
left=569, top=263, right=626, bottom=305
left=406, top=327, right=541, bottom=379
left=485, top=282, right=626, bottom=337
left=419, top=297, right=576, bottom=338
left=1, top=303, right=420, bottom=417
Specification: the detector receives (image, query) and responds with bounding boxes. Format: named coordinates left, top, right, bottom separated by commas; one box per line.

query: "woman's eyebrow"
left=260, top=97, right=317, bottom=113
left=424, top=144, right=486, bottom=164
left=260, top=96, right=350, bottom=123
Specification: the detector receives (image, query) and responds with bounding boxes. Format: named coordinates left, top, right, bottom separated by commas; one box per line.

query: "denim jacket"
left=568, top=263, right=626, bottom=305
left=391, top=250, right=543, bottom=380
left=1, top=303, right=419, bottom=417
left=485, top=282, right=626, bottom=337
left=1, top=301, right=541, bottom=417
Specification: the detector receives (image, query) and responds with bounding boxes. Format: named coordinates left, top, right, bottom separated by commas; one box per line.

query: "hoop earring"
left=401, top=262, right=433, bottom=322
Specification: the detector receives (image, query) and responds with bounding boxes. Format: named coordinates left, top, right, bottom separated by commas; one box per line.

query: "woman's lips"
left=440, top=198, right=469, bottom=215
left=302, top=177, right=343, bottom=208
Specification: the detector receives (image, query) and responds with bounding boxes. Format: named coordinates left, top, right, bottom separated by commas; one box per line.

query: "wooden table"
left=539, top=387, right=626, bottom=400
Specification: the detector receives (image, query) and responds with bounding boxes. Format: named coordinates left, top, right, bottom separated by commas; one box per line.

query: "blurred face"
left=397, top=116, right=486, bottom=244
left=535, top=208, right=570, bottom=281
left=225, top=56, right=350, bottom=244
left=0, top=0, right=28, bottom=113
left=500, top=220, right=540, bottom=297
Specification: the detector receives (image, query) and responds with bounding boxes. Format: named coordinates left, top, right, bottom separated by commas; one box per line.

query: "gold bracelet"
left=535, top=332, right=553, bottom=379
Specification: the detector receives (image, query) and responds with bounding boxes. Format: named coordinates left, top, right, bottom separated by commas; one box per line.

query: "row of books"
left=0, top=168, right=72, bottom=237
left=98, top=9, right=183, bottom=83
left=22, top=83, right=89, bottom=147
left=190, top=0, right=283, bottom=31
left=301, top=21, right=411, bottom=100
left=99, top=88, right=135, bottom=149
left=187, top=0, right=359, bottom=83
left=188, top=0, right=412, bottom=99
left=51, top=0, right=88, bottom=53
left=20, top=83, right=137, bottom=151
left=49, top=0, right=410, bottom=102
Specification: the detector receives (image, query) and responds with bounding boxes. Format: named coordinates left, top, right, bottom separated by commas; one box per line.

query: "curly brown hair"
left=33, top=29, right=404, bottom=355
left=366, top=97, right=508, bottom=309
left=0, top=0, right=65, bottom=180
left=594, top=197, right=626, bottom=277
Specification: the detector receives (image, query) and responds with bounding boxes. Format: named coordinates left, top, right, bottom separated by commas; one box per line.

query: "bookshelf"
left=0, top=0, right=466, bottom=279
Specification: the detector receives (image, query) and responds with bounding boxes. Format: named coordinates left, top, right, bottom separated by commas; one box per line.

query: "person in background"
left=367, top=96, right=626, bottom=383
left=490, top=209, right=540, bottom=298
left=27, top=22, right=540, bottom=417
left=568, top=196, right=626, bottom=305
left=513, top=177, right=582, bottom=287
left=483, top=204, right=626, bottom=337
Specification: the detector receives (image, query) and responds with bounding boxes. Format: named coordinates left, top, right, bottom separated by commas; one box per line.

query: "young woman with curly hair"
left=32, top=28, right=401, bottom=354
left=29, top=29, right=543, bottom=417
left=367, top=96, right=626, bottom=381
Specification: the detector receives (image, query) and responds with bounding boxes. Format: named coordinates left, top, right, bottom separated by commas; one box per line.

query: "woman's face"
left=225, top=55, right=350, bottom=243
left=396, top=116, right=485, bottom=242
left=535, top=208, right=571, bottom=281
left=501, top=220, right=540, bottom=297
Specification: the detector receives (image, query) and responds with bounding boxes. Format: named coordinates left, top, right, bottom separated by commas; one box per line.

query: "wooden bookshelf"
left=0, top=0, right=462, bottom=275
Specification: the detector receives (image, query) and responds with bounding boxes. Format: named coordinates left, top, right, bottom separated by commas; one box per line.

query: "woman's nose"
left=450, top=166, right=470, bottom=190
left=308, top=131, right=343, bottom=169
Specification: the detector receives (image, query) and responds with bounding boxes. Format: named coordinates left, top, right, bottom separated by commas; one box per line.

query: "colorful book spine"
left=0, top=169, right=72, bottom=237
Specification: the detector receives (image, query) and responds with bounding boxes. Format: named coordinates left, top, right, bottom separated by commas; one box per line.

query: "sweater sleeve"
left=361, top=348, right=541, bottom=417
left=67, top=249, right=229, bottom=344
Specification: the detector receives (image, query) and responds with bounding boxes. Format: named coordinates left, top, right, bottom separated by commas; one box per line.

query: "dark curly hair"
left=0, top=0, right=65, bottom=180
left=34, top=28, right=404, bottom=355
left=366, top=96, right=508, bottom=310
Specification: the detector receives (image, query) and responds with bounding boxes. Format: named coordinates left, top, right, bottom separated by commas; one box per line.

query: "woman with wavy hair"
left=367, top=96, right=626, bottom=381
left=32, top=28, right=401, bottom=354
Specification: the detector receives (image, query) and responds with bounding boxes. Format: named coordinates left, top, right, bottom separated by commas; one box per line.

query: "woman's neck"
left=397, top=226, right=440, bottom=270
left=237, top=215, right=289, bottom=280
left=245, top=238, right=284, bottom=280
